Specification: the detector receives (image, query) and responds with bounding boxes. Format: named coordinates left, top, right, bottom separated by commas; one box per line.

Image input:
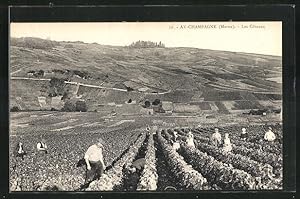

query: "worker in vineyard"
left=264, top=127, right=276, bottom=142
left=211, top=128, right=222, bottom=147
left=15, top=141, right=27, bottom=160
left=36, top=138, right=48, bottom=154
left=186, top=130, right=195, bottom=149
left=172, top=140, right=180, bottom=151
left=124, top=158, right=146, bottom=191
left=84, top=138, right=106, bottom=184
left=173, top=130, right=178, bottom=142
left=222, top=133, right=232, bottom=152
left=130, top=158, right=146, bottom=172
left=240, top=128, right=249, bottom=141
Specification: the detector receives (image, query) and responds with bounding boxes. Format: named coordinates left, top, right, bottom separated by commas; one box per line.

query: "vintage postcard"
left=9, top=22, right=282, bottom=191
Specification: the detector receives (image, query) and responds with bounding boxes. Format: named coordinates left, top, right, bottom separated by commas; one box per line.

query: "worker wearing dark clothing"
left=240, top=128, right=249, bottom=141
left=15, top=142, right=27, bottom=160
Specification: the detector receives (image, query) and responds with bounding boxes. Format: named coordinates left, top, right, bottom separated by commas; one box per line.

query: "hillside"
left=10, top=37, right=282, bottom=112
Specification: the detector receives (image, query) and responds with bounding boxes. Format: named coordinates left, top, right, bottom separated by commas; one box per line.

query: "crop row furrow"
left=157, top=131, right=209, bottom=190
left=137, top=132, right=158, bottom=191
left=180, top=130, right=283, bottom=175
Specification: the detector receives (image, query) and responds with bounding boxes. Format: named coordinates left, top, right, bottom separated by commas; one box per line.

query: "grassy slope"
left=10, top=37, right=282, bottom=110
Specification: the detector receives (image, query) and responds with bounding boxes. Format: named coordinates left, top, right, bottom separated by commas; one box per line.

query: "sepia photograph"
left=9, top=21, right=283, bottom=192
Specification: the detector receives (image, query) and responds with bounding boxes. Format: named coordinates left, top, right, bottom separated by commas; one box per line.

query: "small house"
left=162, top=101, right=173, bottom=112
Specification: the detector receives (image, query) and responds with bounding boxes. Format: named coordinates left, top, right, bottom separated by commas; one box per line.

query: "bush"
left=48, top=77, right=66, bottom=97
left=144, top=101, right=151, bottom=108
left=10, top=106, right=20, bottom=112
left=61, top=101, right=76, bottom=112
left=33, top=70, right=44, bottom=77
left=152, top=99, right=161, bottom=106
left=73, top=70, right=89, bottom=79
left=61, top=91, right=71, bottom=101
left=75, top=101, right=87, bottom=112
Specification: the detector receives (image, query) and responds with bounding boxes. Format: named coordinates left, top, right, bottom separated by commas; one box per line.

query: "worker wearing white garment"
left=264, top=127, right=276, bottom=142
left=186, top=130, right=195, bottom=149
left=240, top=128, right=249, bottom=141
left=211, top=128, right=222, bottom=147
left=84, top=138, right=106, bottom=184
left=172, top=130, right=178, bottom=141
left=222, top=133, right=232, bottom=153
left=36, top=139, right=48, bottom=154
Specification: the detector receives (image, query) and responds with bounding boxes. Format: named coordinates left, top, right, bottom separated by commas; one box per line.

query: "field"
left=10, top=112, right=282, bottom=191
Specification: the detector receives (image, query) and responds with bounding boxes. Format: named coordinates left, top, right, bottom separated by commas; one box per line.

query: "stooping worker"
left=172, top=140, right=180, bottom=151
left=211, top=128, right=222, bottom=147
left=222, top=133, right=233, bottom=153
left=84, top=138, right=106, bottom=184
left=129, top=158, right=146, bottom=172
left=264, top=127, right=276, bottom=142
left=173, top=130, right=178, bottom=141
left=124, top=158, right=146, bottom=191
left=15, top=141, right=27, bottom=160
left=186, top=130, right=195, bottom=149
left=36, top=138, right=48, bottom=154
left=240, top=127, right=248, bottom=141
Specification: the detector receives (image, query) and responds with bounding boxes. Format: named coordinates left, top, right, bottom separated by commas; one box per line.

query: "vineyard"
left=10, top=112, right=282, bottom=191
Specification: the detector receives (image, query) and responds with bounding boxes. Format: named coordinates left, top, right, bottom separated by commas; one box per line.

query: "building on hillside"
left=140, top=107, right=154, bottom=115
left=51, top=96, right=64, bottom=110
left=162, top=101, right=173, bottom=112
left=125, top=99, right=137, bottom=104
left=153, top=106, right=165, bottom=113
left=27, top=72, right=34, bottom=77
left=44, top=71, right=55, bottom=76
left=14, top=97, right=25, bottom=110
left=38, top=96, right=47, bottom=109
left=138, top=87, right=149, bottom=92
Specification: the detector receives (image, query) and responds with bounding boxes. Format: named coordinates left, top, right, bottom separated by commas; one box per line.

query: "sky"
left=10, top=21, right=282, bottom=56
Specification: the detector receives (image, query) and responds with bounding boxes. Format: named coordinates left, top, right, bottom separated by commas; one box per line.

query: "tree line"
left=129, top=40, right=165, bottom=48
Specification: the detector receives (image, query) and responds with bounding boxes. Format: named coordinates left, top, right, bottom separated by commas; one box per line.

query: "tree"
left=61, top=101, right=76, bottom=112
left=10, top=106, right=20, bottom=112
left=144, top=100, right=151, bottom=108
left=75, top=101, right=87, bottom=112
left=61, top=91, right=71, bottom=101
left=49, top=77, right=66, bottom=97
left=129, top=40, right=166, bottom=48
left=152, top=99, right=161, bottom=106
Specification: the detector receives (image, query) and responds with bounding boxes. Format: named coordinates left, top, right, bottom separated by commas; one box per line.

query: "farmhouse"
left=162, top=101, right=173, bottom=112
left=138, top=87, right=149, bottom=92
left=51, top=96, right=64, bottom=110
left=153, top=106, right=165, bottom=113
left=140, top=107, right=154, bottom=115
left=37, top=96, right=47, bottom=108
